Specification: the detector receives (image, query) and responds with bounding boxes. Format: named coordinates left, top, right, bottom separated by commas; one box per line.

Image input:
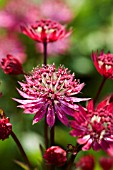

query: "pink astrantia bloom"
left=0, top=54, right=24, bottom=75
left=0, top=0, right=40, bottom=31
left=43, top=146, right=67, bottom=167
left=91, top=50, right=113, bottom=79
left=39, top=0, right=73, bottom=23
left=14, top=64, right=88, bottom=127
left=99, top=157, right=113, bottom=170
left=0, top=109, right=12, bottom=140
left=0, top=35, right=26, bottom=64
left=70, top=95, right=113, bottom=151
left=76, top=155, right=95, bottom=170
left=21, top=19, right=71, bottom=43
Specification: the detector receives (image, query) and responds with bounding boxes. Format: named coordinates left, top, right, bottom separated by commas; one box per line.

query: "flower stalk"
left=11, top=131, right=32, bottom=170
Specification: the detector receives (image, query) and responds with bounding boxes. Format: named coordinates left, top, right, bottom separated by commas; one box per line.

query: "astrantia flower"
left=0, top=54, right=24, bottom=75
left=99, top=157, right=113, bottom=170
left=21, top=19, right=71, bottom=43
left=76, top=155, right=95, bottom=170
left=91, top=50, right=113, bottom=79
left=0, top=109, right=12, bottom=140
left=70, top=95, right=113, bottom=151
left=14, top=64, right=88, bottom=127
left=43, top=146, right=67, bottom=167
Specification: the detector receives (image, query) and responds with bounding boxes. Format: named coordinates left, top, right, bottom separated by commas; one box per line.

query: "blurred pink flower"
left=21, top=19, right=71, bottom=43
left=0, top=54, right=24, bottom=75
left=0, top=35, right=26, bottom=63
left=70, top=95, right=113, bottom=152
left=13, top=64, right=88, bottom=127
left=43, top=146, right=67, bottom=167
left=91, top=50, right=113, bottom=79
left=76, top=155, right=95, bottom=170
left=99, top=157, right=113, bottom=170
left=36, top=37, right=71, bottom=56
left=0, top=0, right=40, bottom=31
left=39, top=0, right=73, bottom=23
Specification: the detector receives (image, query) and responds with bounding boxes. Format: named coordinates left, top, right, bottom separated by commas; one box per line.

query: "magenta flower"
left=0, top=0, right=40, bottom=31
left=14, top=64, right=88, bottom=127
left=0, top=109, right=12, bottom=140
left=91, top=50, right=113, bottom=79
left=21, top=19, right=71, bottom=43
left=99, top=157, right=113, bottom=170
left=43, top=146, right=67, bottom=167
left=39, top=0, right=73, bottom=23
left=0, top=54, right=24, bottom=75
left=76, top=155, right=95, bottom=170
left=70, top=95, right=113, bottom=151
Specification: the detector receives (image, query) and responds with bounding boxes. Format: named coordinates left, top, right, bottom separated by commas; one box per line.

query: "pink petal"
left=82, top=138, right=93, bottom=151
left=77, top=135, right=90, bottom=145
left=46, top=105, right=55, bottom=127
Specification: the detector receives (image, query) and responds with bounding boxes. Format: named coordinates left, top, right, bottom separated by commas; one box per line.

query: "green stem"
left=43, top=42, right=47, bottom=65
left=50, top=125, right=55, bottom=146
left=11, top=131, right=32, bottom=170
left=94, top=77, right=107, bottom=105
left=44, top=117, right=49, bottom=149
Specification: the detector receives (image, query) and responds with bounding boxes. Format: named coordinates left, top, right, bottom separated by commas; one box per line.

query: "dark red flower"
left=0, top=54, right=24, bottom=75
left=76, top=155, right=95, bottom=170
left=99, top=157, right=113, bottom=170
left=70, top=95, right=113, bottom=151
left=21, top=19, right=71, bottom=43
left=91, top=50, right=113, bottom=79
left=43, top=146, right=67, bottom=167
left=0, top=109, right=12, bottom=140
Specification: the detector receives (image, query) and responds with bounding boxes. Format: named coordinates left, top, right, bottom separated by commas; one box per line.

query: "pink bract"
left=91, top=50, right=113, bottom=79
left=21, top=19, right=71, bottom=43
left=0, top=54, right=24, bottom=75
left=43, top=146, right=67, bottom=167
left=70, top=95, right=113, bottom=152
left=99, top=157, right=113, bottom=170
left=13, top=64, right=89, bottom=127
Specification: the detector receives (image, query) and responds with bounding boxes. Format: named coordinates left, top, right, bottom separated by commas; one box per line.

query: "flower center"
left=98, top=54, right=113, bottom=69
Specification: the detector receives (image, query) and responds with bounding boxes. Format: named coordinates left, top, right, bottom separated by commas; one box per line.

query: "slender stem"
left=50, top=126, right=55, bottom=146
left=11, top=131, right=32, bottom=170
left=94, top=77, right=107, bottom=105
left=43, top=42, right=47, bottom=65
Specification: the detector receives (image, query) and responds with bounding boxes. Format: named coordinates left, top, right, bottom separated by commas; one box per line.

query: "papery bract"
left=0, top=54, right=24, bottom=75
left=13, top=64, right=88, bottom=127
left=70, top=95, right=113, bottom=151
left=43, top=146, right=67, bottom=167
left=21, top=19, right=71, bottom=43
left=91, top=50, right=113, bottom=79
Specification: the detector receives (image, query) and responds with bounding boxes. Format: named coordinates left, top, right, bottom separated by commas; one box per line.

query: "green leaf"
left=14, top=160, right=30, bottom=170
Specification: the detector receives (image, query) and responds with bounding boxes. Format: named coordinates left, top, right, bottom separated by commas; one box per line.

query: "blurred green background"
left=0, top=0, right=113, bottom=169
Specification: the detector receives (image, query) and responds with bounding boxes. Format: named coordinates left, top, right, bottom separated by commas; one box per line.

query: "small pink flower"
left=39, top=0, right=73, bottom=23
left=76, top=155, right=95, bottom=170
left=0, top=109, right=12, bottom=140
left=43, top=146, right=67, bottom=167
left=99, top=157, right=113, bottom=170
left=0, top=54, right=24, bottom=75
left=13, top=64, right=88, bottom=127
left=91, top=50, right=113, bottom=79
left=21, top=19, right=71, bottom=43
left=70, top=95, right=113, bottom=151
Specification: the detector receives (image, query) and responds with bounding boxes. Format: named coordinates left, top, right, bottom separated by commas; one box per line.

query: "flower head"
left=0, top=54, right=24, bottom=75
left=43, top=146, right=67, bottom=167
left=99, top=157, right=113, bottom=170
left=0, top=109, right=12, bottom=140
left=70, top=95, right=113, bottom=151
left=76, top=155, right=95, bottom=170
left=21, top=19, right=71, bottom=43
left=91, top=50, right=113, bottom=79
left=14, top=64, right=88, bottom=127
